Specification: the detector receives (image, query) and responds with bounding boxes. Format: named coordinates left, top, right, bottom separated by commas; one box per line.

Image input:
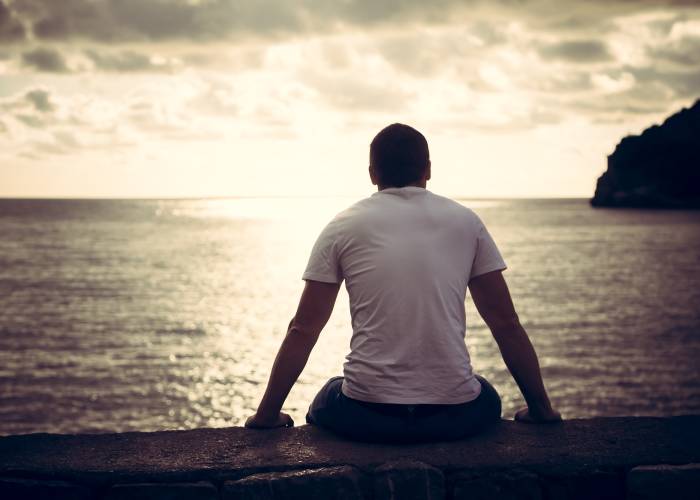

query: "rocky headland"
left=591, top=99, right=700, bottom=209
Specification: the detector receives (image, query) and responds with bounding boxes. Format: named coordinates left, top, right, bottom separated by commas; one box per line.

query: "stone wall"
left=1, top=416, right=699, bottom=499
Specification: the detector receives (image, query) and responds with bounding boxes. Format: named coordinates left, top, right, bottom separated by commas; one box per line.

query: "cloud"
left=25, top=89, right=53, bottom=112
left=0, top=0, right=25, bottom=41
left=649, top=35, right=700, bottom=66
left=0, top=80, right=235, bottom=160
left=309, top=73, right=412, bottom=111
left=21, top=47, right=69, bottom=72
left=0, top=88, right=57, bottom=135
left=18, top=46, right=182, bottom=73
left=627, top=64, right=700, bottom=100
left=84, top=49, right=180, bottom=72
left=2, top=1, right=699, bottom=153
left=376, top=29, right=486, bottom=77
left=4, top=0, right=695, bottom=44
left=0, top=1, right=520, bottom=42
left=6, top=0, right=430, bottom=42
left=85, top=49, right=154, bottom=71
left=539, top=40, right=612, bottom=62
left=11, top=0, right=301, bottom=42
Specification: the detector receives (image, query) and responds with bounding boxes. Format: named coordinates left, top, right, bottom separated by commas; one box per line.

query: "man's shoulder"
left=425, top=191, right=480, bottom=221
left=325, top=191, right=481, bottom=229
left=330, top=197, right=373, bottom=222
left=319, top=197, right=373, bottom=235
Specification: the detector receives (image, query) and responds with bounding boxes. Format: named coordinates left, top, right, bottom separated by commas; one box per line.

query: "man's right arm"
left=468, top=270, right=561, bottom=423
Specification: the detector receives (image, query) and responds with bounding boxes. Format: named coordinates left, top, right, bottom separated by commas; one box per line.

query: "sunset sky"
left=1, top=0, right=698, bottom=198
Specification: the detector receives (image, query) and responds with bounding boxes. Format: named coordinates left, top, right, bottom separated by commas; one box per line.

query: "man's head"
left=369, top=123, right=431, bottom=188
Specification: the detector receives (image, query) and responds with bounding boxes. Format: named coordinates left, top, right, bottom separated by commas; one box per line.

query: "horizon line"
left=0, top=194, right=591, bottom=201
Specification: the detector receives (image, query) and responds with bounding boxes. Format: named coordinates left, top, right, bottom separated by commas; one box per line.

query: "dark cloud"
left=25, top=89, right=53, bottom=112
left=376, top=27, right=498, bottom=77
left=572, top=94, right=676, bottom=124
left=21, top=47, right=69, bottom=72
left=0, top=87, right=57, bottom=130
left=0, top=0, right=693, bottom=46
left=15, top=113, right=44, bottom=127
left=18, top=46, right=180, bottom=73
left=627, top=64, right=700, bottom=100
left=12, top=0, right=301, bottom=41
left=565, top=64, right=699, bottom=123
left=650, top=35, right=700, bottom=66
left=0, top=0, right=25, bottom=41
left=3, top=0, right=698, bottom=47
left=2, top=1, right=524, bottom=42
left=534, top=72, right=594, bottom=92
left=84, top=49, right=175, bottom=72
left=539, top=40, right=612, bottom=63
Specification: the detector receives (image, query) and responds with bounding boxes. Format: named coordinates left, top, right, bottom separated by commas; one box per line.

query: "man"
left=246, top=124, right=561, bottom=442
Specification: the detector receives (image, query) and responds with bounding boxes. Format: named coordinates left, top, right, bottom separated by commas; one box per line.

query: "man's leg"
left=306, top=376, right=344, bottom=425
left=307, top=375, right=501, bottom=442
left=414, top=374, right=502, bottom=441
left=306, top=376, right=416, bottom=442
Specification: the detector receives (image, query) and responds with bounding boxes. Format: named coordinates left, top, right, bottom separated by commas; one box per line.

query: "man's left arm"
left=245, top=279, right=341, bottom=429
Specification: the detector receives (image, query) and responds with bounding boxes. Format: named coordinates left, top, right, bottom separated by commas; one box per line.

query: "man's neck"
left=377, top=181, right=427, bottom=191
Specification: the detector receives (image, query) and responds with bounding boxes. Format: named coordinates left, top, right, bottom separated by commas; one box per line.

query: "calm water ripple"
left=0, top=198, right=699, bottom=435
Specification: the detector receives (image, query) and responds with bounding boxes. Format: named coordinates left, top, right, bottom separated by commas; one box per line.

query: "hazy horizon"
left=0, top=193, right=593, bottom=201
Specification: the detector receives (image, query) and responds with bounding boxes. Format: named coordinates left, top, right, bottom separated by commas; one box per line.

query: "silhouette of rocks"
left=591, top=99, right=700, bottom=209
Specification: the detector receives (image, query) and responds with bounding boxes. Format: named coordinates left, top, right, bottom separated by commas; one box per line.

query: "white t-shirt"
left=302, top=186, right=507, bottom=404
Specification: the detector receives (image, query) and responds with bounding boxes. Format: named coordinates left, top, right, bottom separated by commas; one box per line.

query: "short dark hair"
left=370, top=123, right=430, bottom=188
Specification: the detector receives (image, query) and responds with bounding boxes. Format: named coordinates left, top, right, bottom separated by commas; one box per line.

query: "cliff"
left=591, top=99, right=700, bottom=208
left=1, top=416, right=699, bottom=499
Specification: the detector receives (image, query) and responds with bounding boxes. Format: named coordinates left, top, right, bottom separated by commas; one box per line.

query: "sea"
left=0, top=197, right=699, bottom=435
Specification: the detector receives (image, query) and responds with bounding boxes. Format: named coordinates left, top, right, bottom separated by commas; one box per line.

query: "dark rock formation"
left=591, top=99, right=700, bottom=208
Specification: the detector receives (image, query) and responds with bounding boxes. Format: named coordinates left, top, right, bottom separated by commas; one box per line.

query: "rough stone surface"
left=540, top=470, right=625, bottom=500
left=374, top=460, right=444, bottom=500
left=222, top=465, right=366, bottom=500
left=103, top=481, right=218, bottom=500
left=450, top=469, right=542, bottom=500
left=0, top=417, right=699, bottom=491
left=627, top=463, right=700, bottom=500
left=0, top=477, right=91, bottom=500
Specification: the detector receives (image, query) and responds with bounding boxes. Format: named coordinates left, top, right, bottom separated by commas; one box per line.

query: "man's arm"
left=468, top=270, right=561, bottom=423
left=245, top=279, right=341, bottom=429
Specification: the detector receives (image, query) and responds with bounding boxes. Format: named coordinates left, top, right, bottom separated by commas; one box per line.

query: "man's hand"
left=469, top=270, right=559, bottom=425
left=514, top=406, right=562, bottom=424
left=246, top=280, right=339, bottom=431
left=245, top=411, right=294, bottom=429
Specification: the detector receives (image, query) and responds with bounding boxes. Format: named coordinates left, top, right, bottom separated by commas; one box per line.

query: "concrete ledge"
left=1, top=416, right=699, bottom=499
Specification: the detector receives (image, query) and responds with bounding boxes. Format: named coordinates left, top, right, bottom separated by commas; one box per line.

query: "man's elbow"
left=486, top=312, right=522, bottom=337
left=286, top=317, right=320, bottom=343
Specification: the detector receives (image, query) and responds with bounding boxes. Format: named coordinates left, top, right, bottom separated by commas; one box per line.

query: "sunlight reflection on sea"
left=0, top=197, right=698, bottom=434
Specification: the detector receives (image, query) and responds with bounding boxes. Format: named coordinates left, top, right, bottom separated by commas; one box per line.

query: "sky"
left=0, top=0, right=699, bottom=199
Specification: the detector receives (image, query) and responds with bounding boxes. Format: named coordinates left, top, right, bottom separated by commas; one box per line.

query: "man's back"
left=246, top=123, right=559, bottom=439
left=303, top=186, right=507, bottom=404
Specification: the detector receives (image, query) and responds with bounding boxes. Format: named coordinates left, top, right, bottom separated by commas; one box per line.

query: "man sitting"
left=246, top=123, right=561, bottom=442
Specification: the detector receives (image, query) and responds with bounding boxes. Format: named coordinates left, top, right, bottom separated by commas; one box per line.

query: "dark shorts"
left=305, top=375, right=501, bottom=443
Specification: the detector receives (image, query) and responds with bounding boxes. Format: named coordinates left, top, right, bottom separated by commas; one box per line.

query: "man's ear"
left=369, top=164, right=378, bottom=186
left=425, top=160, right=431, bottom=181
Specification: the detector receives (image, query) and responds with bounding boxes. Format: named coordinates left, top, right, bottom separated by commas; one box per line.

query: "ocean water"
left=0, top=197, right=699, bottom=435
